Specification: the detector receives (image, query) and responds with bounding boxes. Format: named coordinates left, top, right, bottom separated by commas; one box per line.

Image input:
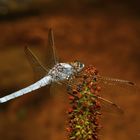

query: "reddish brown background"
left=0, top=1, right=140, bottom=140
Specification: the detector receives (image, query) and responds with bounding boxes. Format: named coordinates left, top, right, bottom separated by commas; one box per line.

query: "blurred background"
left=0, top=0, right=140, bottom=140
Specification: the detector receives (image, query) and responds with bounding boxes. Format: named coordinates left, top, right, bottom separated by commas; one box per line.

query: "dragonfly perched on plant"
left=0, top=28, right=135, bottom=114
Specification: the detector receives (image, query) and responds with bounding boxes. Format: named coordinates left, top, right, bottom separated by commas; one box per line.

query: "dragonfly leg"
left=56, top=81, right=63, bottom=85
left=67, top=92, right=79, bottom=99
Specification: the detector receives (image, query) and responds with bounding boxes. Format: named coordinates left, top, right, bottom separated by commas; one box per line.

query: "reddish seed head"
left=88, top=82, right=93, bottom=88
left=73, top=102, right=78, bottom=107
left=79, top=109, right=83, bottom=114
left=94, top=70, right=98, bottom=75
left=68, top=108, right=73, bottom=113
left=90, top=88, right=95, bottom=94
left=94, top=90, right=99, bottom=95
left=86, top=77, right=91, bottom=83
left=83, top=102, right=88, bottom=107
left=95, top=101, right=101, bottom=108
left=96, top=86, right=101, bottom=91
left=77, top=93, right=82, bottom=99
left=69, top=96, right=75, bottom=100
left=79, top=119, right=84, bottom=125
left=66, top=127, right=72, bottom=132
left=73, top=90, right=78, bottom=94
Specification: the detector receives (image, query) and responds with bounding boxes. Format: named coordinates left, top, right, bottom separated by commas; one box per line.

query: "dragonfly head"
left=70, top=61, right=85, bottom=73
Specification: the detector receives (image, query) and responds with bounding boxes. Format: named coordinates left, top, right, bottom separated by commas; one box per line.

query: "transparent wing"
left=98, top=76, right=140, bottom=139
left=25, top=28, right=59, bottom=81
left=24, top=46, right=48, bottom=81
left=44, top=28, right=59, bottom=69
left=50, top=82, right=68, bottom=98
left=98, top=76, right=135, bottom=87
left=98, top=76, right=139, bottom=115
left=97, top=96, right=124, bottom=115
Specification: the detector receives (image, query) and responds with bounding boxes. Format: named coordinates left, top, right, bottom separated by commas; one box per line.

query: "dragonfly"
left=0, top=28, right=135, bottom=114
left=0, top=29, right=84, bottom=103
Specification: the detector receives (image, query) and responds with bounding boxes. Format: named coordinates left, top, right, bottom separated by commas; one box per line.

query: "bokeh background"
left=0, top=0, right=140, bottom=140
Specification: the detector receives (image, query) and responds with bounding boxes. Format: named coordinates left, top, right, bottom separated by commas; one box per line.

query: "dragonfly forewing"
left=24, top=28, right=59, bottom=81
left=45, top=28, right=59, bottom=69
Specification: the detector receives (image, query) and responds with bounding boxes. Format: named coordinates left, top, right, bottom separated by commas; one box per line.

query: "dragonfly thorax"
left=48, top=63, right=75, bottom=82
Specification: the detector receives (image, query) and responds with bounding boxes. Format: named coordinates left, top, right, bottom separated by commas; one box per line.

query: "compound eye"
left=73, top=61, right=84, bottom=71
left=80, top=63, right=84, bottom=68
